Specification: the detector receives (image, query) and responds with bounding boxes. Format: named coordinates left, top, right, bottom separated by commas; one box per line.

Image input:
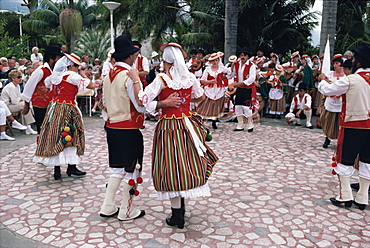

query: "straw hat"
left=228, top=55, right=237, bottom=62
left=291, top=51, right=300, bottom=58
left=64, top=53, right=81, bottom=66
left=159, top=43, right=188, bottom=59
left=217, top=51, right=224, bottom=57
left=208, top=53, right=221, bottom=61
left=275, top=64, right=284, bottom=71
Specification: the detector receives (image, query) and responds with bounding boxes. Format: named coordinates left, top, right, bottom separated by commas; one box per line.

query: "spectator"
left=92, top=58, right=101, bottom=74
left=0, top=100, right=27, bottom=141
left=30, top=47, right=43, bottom=63
left=0, top=70, right=37, bottom=135
left=1, top=57, right=9, bottom=73
left=81, top=55, right=91, bottom=67
left=61, top=45, right=68, bottom=54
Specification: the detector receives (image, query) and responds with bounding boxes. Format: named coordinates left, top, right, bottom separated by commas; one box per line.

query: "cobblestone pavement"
left=0, top=116, right=369, bottom=248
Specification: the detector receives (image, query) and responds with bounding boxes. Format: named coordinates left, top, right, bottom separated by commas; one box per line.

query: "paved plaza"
left=0, top=116, right=369, bottom=248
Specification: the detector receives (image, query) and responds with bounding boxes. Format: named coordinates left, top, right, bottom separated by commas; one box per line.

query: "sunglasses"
left=16, top=76, right=22, bottom=79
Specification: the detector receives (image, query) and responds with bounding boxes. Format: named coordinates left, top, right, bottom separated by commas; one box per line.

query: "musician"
left=249, top=47, right=268, bottom=63
left=132, top=41, right=149, bottom=87
left=282, top=51, right=301, bottom=106
left=197, top=53, right=231, bottom=129
left=319, top=42, right=370, bottom=210
left=311, top=54, right=323, bottom=114
left=263, top=53, right=280, bottom=67
left=186, top=49, right=203, bottom=79
left=229, top=47, right=258, bottom=132
left=319, top=54, right=345, bottom=148
left=266, top=64, right=288, bottom=119
left=299, top=55, right=314, bottom=92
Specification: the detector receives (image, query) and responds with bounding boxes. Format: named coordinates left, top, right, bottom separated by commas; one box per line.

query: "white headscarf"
left=45, top=55, right=74, bottom=88
left=162, top=46, right=194, bottom=89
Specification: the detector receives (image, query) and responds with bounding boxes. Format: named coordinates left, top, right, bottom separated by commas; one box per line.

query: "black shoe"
left=295, top=123, right=301, bottom=126
left=100, top=208, right=120, bottom=217
left=140, top=125, right=145, bottom=129
left=323, top=137, right=331, bottom=148
left=212, top=120, right=217, bottom=129
left=351, top=183, right=360, bottom=191
left=66, top=164, right=86, bottom=177
left=233, top=128, right=244, bottom=131
left=276, top=115, right=281, bottom=119
left=54, top=166, right=61, bottom=180
left=353, top=201, right=366, bottom=210
left=330, top=198, right=352, bottom=208
left=166, top=208, right=184, bottom=229
left=247, top=128, right=254, bottom=133
left=307, top=125, right=313, bottom=129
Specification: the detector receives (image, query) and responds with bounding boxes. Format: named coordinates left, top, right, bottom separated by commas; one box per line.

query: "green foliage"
left=74, top=29, right=111, bottom=61
left=60, top=8, right=82, bottom=37
left=0, top=20, right=31, bottom=59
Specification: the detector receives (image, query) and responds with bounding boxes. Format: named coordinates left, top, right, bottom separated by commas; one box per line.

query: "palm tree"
left=75, top=29, right=111, bottom=61
left=21, top=0, right=39, bottom=15
left=319, top=0, right=337, bottom=56
left=224, top=0, right=238, bottom=60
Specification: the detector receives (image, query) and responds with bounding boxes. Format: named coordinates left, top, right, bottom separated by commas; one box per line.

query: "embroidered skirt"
left=34, top=102, right=84, bottom=166
left=196, top=97, right=226, bottom=119
left=320, top=108, right=340, bottom=139
left=152, top=114, right=218, bottom=198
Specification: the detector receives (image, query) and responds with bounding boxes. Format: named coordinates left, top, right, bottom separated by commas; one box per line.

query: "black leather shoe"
left=330, top=198, right=352, bottom=207
left=166, top=208, right=184, bottom=229
left=54, top=166, right=61, bottom=180
left=233, top=128, right=244, bottom=131
left=323, top=137, right=331, bottom=148
left=67, top=164, right=86, bottom=177
left=353, top=201, right=366, bottom=210
left=247, top=128, right=254, bottom=133
left=100, top=208, right=120, bottom=217
left=212, top=120, right=218, bottom=129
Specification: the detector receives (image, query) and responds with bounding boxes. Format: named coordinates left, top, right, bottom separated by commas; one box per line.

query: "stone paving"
left=0, top=117, right=369, bottom=248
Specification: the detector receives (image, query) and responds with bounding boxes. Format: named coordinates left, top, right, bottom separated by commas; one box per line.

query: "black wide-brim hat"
left=45, top=46, right=63, bottom=56
left=239, top=47, right=251, bottom=56
left=353, top=42, right=370, bottom=62
left=112, top=35, right=139, bottom=59
left=298, top=82, right=307, bottom=90
left=341, top=59, right=352, bottom=68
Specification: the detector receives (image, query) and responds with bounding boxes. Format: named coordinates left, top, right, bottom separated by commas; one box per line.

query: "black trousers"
left=33, top=106, right=47, bottom=134
left=341, top=128, right=370, bottom=165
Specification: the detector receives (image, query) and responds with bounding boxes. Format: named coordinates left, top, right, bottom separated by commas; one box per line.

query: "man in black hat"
left=229, top=47, right=258, bottom=132
left=249, top=47, right=268, bottom=63
left=285, top=82, right=313, bottom=128
left=342, top=59, right=352, bottom=76
left=132, top=40, right=149, bottom=88
left=21, top=45, right=62, bottom=133
left=319, top=42, right=370, bottom=210
left=100, top=34, right=181, bottom=221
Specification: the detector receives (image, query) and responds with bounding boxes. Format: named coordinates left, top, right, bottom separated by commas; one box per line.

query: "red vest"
left=31, top=67, right=53, bottom=108
left=234, top=61, right=253, bottom=89
left=203, top=72, right=228, bottom=88
left=158, top=76, right=193, bottom=119
left=293, top=95, right=307, bottom=112
left=137, top=57, right=148, bottom=87
left=51, top=74, right=78, bottom=104
left=106, top=66, right=144, bottom=129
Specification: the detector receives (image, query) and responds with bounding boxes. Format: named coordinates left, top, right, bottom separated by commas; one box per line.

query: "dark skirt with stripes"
left=152, top=114, right=218, bottom=193
left=196, top=97, right=226, bottom=118
left=320, top=108, right=340, bottom=139
left=269, top=96, right=286, bottom=113
left=35, top=102, right=84, bottom=158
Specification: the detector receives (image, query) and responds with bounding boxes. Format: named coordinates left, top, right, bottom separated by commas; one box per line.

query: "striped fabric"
left=152, top=114, right=218, bottom=192
left=196, top=97, right=226, bottom=118
left=269, top=96, right=286, bottom=113
left=35, top=102, right=84, bottom=157
left=320, top=108, right=340, bottom=139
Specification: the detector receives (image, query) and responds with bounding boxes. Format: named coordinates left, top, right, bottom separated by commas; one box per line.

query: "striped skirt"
left=152, top=115, right=218, bottom=194
left=269, top=96, right=286, bottom=113
left=35, top=102, right=85, bottom=160
left=320, top=109, right=340, bottom=139
left=196, top=97, right=226, bottom=119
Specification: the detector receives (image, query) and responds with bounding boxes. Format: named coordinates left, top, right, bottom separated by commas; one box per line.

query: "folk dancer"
left=319, top=55, right=345, bottom=148
left=141, top=43, right=218, bottom=229
left=229, top=47, right=258, bottom=132
left=197, top=52, right=231, bottom=129
left=33, top=53, right=100, bottom=180
left=319, top=42, right=370, bottom=210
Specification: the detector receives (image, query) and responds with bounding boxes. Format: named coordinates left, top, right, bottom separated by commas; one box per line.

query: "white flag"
left=322, top=36, right=331, bottom=75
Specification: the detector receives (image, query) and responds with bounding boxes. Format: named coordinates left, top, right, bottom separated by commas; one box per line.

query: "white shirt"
left=229, top=60, right=256, bottom=86
left=21, top=63, right=51, bottom=103
left=1, top=82, right=22, bottom=105
left=322, top=71, right=345, bottom=112
left=30, top=53, right=43, bottom=63
left=201, top=66, right=231, bottom=100
left=289, top=93, right=312, bottom=112
left=133, top=54, right=149, bottom=73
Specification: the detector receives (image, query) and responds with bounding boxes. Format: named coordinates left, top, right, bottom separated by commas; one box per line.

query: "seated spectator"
left=18, top=59, right=27, bottom=73
left=30, top=47, right=43, bottom=63
left=0, top=100, right=27, bottom=141
left=92, top=58, right=101, bottom=74
left=23, top=66, right=36, bottom=84
left=32, top=61, right=40, bottom=69
left=0, top=70, right=37, bottom=134
left=285, top=82, right=313, bottom=129
left=1, top=57, right=9, bottom=73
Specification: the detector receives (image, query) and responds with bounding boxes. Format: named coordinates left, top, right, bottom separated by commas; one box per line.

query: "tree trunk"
left=224, top=0, right=239, bottom=64
left=319, top=0, right=338, bottom=57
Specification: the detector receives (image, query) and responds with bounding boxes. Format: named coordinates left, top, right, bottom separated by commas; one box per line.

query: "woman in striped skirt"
left=267, top=64, right=287, bottom=119
left=319, top=55, right=345, bottom=148
left=33, top=53, right=99, bottom=179
left=196, top=52, right=231, bottom=129
left=141, top=43, right=218, bottom=229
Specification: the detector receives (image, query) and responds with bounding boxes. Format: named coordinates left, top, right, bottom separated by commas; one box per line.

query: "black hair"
left=44, top=53, right=60, bottom=63
left=353, top=53, right=370, bottom=68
